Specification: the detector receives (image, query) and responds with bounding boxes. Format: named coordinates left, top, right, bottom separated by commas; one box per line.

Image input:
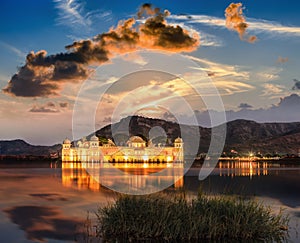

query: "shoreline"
left=1, top=157, right=299, bottom=163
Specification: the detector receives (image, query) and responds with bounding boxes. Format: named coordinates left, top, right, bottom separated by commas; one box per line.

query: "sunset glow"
left=0, top=1, right=299, bottom=145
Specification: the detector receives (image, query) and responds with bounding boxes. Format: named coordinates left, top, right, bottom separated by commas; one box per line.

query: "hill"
left=0, top=139, right=61, bottom=157
left=96, top=116, right=300, bottom=155
left=224, top=119, right=300, bottom=154
left=1, top=116, right=300, bottom=156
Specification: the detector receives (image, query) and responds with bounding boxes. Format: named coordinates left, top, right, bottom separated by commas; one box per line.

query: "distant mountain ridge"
left=96, top=116, right=300, bottom=155
left=224, top=119, right=300, bottom=154
left=1, top=116, right=300, bottom=156
left=0, top=139, right=61, bottom=156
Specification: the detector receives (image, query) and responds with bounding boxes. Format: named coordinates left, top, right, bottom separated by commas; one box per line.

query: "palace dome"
left=174, top=137, right=183, bottom=143
left=63, top=138, right=71, bottom=144
left=129, top=136, right=145, bottom=143
left=90, top=135, right=98, bottom=141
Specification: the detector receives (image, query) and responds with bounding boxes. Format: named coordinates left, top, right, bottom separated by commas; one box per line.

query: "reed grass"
left=93, top=193, right=289, bottom=242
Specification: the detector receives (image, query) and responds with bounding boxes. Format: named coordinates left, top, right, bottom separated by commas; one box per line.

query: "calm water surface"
left=0, top=161, right=299, bottom=242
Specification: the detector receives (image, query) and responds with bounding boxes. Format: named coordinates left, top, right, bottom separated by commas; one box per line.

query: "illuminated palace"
left=62, top=135, right=184, bottom=162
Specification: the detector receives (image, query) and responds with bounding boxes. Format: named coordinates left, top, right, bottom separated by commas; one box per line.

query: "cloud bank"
left=3, top=4, right=199, bottom=98
left=187, top=94, right=300, bottom=127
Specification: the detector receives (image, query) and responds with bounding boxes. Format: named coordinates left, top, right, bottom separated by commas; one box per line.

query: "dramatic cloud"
left=277, top=56, right=288, bottom=64
left=167, top=21, right=223, bottom=47
left=225, top=3, right=257, bottom=43
left=3, top=4, right=199, bottom=98
left=2, top=50, right=90, bottom=97
left=238, top=103, right=252, bottom=109
left=292, top=79, right=300, bottom=90
left=137, top=4, right=199, bottom=51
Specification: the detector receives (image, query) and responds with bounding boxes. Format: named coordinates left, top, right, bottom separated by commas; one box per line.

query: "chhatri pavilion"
left=62, top=135, right=184, bottom=162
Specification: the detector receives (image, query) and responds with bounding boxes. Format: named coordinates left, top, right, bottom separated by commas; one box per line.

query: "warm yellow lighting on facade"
left=62, top=136, right=184, bottom=163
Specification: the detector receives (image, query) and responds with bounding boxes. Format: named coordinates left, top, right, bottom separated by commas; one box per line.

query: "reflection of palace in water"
left=62, top=162, right=101, bottom=191
left=62, top=136, right=184, bottom=163
left=218, top=161, right=269, bottom=178
left=62, top=162, right=184, bottom=192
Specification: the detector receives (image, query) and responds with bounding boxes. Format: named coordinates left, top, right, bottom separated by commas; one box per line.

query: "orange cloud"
left=3, top=4, right=199, bottom=98
left=225, top=3, right=257, bottom=43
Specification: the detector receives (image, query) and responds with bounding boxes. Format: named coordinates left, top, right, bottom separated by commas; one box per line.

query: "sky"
left=0, top=0, right=300, bottom=145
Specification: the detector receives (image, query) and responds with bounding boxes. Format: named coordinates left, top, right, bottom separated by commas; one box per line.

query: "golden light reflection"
left=62, top=162, right=184, bottom=192
left=218, top=161, right=269, bottom=178
left=62, top=162, right=101, bottom=191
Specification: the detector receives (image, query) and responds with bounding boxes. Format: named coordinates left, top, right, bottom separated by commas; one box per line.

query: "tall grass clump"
left=95, top=193, right=289, bottom=242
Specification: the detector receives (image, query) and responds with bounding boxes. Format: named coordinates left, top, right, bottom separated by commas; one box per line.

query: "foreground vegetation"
left=86, top=193, right=289, bottom=242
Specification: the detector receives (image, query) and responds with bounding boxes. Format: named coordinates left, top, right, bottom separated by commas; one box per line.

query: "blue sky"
left=0, top=0, right=300, bottom=144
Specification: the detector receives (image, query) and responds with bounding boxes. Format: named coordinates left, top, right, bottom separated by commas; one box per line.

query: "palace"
left=62, top=135, right=184, bottom=162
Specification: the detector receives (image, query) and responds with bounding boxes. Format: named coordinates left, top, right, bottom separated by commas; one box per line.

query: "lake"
left=0, top=160, right=299, bottom=242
